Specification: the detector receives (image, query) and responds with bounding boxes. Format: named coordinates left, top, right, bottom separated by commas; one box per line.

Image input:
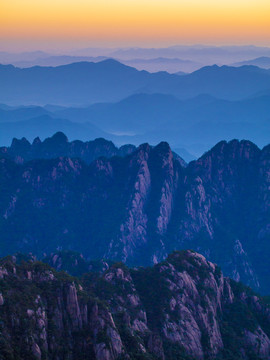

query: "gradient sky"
left=1, top=0, right=270, bottom=51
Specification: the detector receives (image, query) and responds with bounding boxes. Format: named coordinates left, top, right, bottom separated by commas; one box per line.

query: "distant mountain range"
left=0, top=60, right=155, bottom=106
left=54, top=92, right=270, bottom=147
left=0, top=56, right=270, bottom=159
left=1, top=89, right=270, bottom=158
left=0, top=60, right=270, bottom=106
left=121, top=57, right=201, bottom=73
left=3, top=54, right=270, bottom=74
left=3, top=55, right=201, bottom=73
left=1, top=135, right=270, bottom=294
left=2, top=45, right=270, bottom=71
left=10, top=55, right=109, bottom=68
left=233, top=56, right=270, bottom=69
left=0, top=50, right=50, bottom=63
left=0, top=105, right=50, bottom=122
left=107, top=45, right=270, bottom=63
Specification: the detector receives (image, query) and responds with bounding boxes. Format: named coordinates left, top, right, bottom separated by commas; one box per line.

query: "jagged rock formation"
left=0, top=131, right=136, bottom=164
left=0, top=137, right=270, bottom=293
left=0, top=251, right=270, bottom=360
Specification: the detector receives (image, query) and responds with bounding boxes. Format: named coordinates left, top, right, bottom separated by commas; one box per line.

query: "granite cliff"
left=0, top=251, right=270, bottom=360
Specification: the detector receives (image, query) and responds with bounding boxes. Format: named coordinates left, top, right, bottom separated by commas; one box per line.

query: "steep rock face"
left=252, top=144, right=270, bottom=293
left=1, top=252, right=270, bottom=360
left=0, top=258, right=126, bottom=360
left=107, top=144, right=152, bottom=262
left=0, top=139, right=270, bottom=293
left=170, top=140, right=262, bottom=290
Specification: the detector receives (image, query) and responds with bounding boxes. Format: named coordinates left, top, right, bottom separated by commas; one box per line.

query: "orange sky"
left=1, top=0, right=270, bottom=50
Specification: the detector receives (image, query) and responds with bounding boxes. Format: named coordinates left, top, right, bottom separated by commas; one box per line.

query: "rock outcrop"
left=0, top=251, right=270, bottom=360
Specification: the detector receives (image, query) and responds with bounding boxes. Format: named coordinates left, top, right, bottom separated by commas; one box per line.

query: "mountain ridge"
left=1, top=60, right=270, bottom=106
left=1, top=136, right=270, bottom=293
left=0, top=131, right=137, bottom=164
left=233, top=56, right=270, bottom=69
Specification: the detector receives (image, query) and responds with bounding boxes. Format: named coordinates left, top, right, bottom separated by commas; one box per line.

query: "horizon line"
left=1, top=43, right=270, bottom=54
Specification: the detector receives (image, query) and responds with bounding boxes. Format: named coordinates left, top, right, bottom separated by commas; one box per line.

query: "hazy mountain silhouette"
left=0, top=113, right=195, bottom=161
left=2, top=45, right=270, bottom=68
left=0, top=103, right=15, bottom=110
left=11, top=55, right=108, bottom=68
left=233, top=56, right=270, bottom=69
left=0, top=115, right=108, bottom=146
left=158, top=64, right=270, bottom=100
left=0, top=106, right=50, bottom=122
left=6, top=55, right=201, bottom=73
left=1, top=60, right=270, bottom=106
left=109, top=45, right=270, bottom=64
left=0, top=50, right=50, bottom=63
left=54, top=92, right=270, bottom=151
left=121, top=57, right=201, bottom=73
left=1, top=91, right=270, bottom=156
left=0, top=60, right=156, bottom=106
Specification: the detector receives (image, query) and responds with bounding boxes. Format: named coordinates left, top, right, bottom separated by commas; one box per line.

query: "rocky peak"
left=118, top=144, right=137, bottom=157
left=47, top=131, right=68, bottom=143
left=11, top=136, right=31, bottom=149
left=191, top=139, right=260, bottom=182
left=9, top=137, right=31, bottom=162
left=154, top=141, right=172, bottom=156
left=32, top=136, right=42, bottom=146
left=134, top=142, right=151, bottom=161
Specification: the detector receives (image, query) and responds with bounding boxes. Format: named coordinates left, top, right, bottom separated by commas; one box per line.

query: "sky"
left=1, top=0, right=270, bottom=51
